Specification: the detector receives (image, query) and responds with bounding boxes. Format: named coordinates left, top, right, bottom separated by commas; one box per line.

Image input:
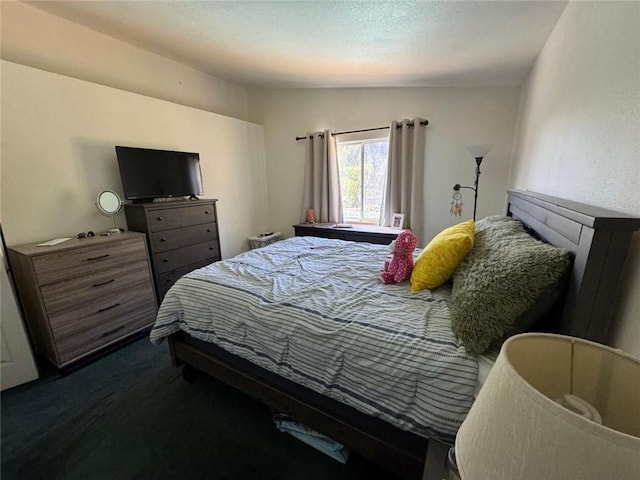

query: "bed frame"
left=167, top=190, right=640, bottom=480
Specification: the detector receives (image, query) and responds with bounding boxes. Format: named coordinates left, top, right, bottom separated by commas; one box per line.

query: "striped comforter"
left=150, top=236, right=478, bottom=440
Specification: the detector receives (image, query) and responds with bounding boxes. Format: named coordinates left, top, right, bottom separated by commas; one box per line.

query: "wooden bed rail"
left=169, top=334, right=440, bottom=479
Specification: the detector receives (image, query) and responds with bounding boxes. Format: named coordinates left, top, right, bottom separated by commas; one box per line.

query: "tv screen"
left=115, top=146, right=204, bottom=201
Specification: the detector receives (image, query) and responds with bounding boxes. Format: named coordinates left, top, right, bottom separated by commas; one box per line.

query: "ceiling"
left=29, top=1, right=568, bottom=89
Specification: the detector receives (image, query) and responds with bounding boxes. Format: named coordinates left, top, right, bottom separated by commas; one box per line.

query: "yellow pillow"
left=410, top=220, right=475, bottom=292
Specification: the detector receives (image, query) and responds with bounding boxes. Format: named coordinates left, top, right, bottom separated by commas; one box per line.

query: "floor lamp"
left=452, top=144, right=492, bottom=221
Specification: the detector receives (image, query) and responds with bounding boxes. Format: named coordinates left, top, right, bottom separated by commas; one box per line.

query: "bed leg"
left=181, top=364, right=201, bottom=383
left=168, top=335, right=182, bottom=367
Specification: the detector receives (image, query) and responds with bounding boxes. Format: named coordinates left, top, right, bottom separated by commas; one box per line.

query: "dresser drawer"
left=157, top=258, right=216, bottom=298
left=54, top=295, right=157, bottom=364
left=32, top=238, right=147, bottom=285
left=154, top=241, right=219, bottom=274
left=150, top=222, right=218, bottom=253
left=40, top=260, right=153, bottom=317
left=49, top=280, right=156, bottom=340
left=148, top=204, right=215, bottom=232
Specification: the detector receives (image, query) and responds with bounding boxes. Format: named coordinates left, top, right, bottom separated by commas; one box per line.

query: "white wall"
left=509, top=2, right=640, bottom=356
left=1, top=61, right=269, bottom=258
left=1, top=1, right=248, bottom=121
left=248, top=87, right=521, bottom=243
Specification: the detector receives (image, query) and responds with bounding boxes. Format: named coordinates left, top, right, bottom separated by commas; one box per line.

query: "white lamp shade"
left=466, top=144, right=492, bottom=159
left=455, top=333, right=640, bottom=480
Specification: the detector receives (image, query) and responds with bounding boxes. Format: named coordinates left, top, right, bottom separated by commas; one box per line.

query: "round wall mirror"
left=96, top=190, right=123, bottom=216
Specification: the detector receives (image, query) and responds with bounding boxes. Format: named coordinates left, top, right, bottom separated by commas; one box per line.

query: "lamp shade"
left=465, top=144, right=492, bottom=159
left=455, top=333, right=640, bottom=480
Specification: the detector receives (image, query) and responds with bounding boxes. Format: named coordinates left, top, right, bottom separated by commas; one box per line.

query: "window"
left=337, top=138, right=389, bottom=224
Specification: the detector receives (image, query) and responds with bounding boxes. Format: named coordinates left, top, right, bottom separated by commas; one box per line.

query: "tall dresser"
left=124, top=199, right=221, bottom=302
left=7, top=232, right=157, bottom=369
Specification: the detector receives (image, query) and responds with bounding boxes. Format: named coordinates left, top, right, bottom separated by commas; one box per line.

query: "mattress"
left=151, top=236, right=478, bottom=441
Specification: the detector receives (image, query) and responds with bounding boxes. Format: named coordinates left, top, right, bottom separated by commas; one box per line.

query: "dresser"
left=7, top=232, right=157, bottom=368
left=124, top=199, right=221, bottom=302
left=293, top=223, right=399, bottom=245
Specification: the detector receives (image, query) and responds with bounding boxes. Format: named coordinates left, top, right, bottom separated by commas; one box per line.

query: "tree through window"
left=337, top=138, right=389, bottom=224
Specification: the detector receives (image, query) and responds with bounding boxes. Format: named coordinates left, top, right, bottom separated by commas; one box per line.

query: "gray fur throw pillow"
left=451, top=215, right=570, bottom=355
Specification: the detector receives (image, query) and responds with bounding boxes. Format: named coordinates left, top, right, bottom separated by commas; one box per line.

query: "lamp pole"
left=453, top=156, right=484, bottom=221
left=452, top=144, right=491, bottom=221
left=473, top=157, right=483, bottom=221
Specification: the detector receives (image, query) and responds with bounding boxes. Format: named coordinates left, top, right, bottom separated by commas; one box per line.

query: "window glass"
left=337, top=138, right=388, bottom=224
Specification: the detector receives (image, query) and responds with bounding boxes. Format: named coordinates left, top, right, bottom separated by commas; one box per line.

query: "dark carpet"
left=1, top=338, right=399, bottom=480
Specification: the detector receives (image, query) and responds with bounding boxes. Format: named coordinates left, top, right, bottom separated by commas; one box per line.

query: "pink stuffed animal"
left=380, top=230, right=418, bottom=284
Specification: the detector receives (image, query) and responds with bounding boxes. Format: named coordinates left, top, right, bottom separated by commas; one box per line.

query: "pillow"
left=410, top=220, right=475, bottom=292
left=451, top=216, right=571, bottom=355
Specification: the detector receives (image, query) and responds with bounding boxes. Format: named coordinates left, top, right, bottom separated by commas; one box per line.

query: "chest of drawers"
left=124, top=199, right=221, bottom=302
left=7, top=232, right=157, bottom=368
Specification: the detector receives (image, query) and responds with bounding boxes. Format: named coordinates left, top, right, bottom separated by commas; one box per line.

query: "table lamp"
left=454, top=333, right=640, bottom=480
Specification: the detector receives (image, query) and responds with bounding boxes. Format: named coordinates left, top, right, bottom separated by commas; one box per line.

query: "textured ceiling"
left=29, top=1, right=568, bottom=88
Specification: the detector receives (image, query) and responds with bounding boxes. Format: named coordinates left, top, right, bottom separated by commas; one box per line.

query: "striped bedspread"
left=150, top=236, right=478, bottom=440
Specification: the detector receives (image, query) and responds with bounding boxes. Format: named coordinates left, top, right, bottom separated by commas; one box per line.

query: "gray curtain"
left=380, top=118, right=427, bottom=242
left=300, top=130, right=343, bottom=224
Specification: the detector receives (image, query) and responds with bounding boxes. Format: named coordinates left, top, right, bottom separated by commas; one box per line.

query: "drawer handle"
left=97, top=302, right=120, bottom=313
left=209, top=247, right=215, bottom=251
left=86, top=254, right=110, bottom=261
left=204, top=210, right=209, bottom=214
left=159, top=238, right=167, bottom=242
left=207, top=228, right=212, bottom=233
left=165, top=278, right=173, bottom=283
left=162, top=258, right=169, bottom=263
left=100, top=325, right=125, bottom=338
left=157, top=216, right=164, bottom=221
left=93, top=279, right=115, bottom=288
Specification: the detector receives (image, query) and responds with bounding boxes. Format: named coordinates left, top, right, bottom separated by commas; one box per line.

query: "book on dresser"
left=7, top=232, right=158, bottom=369
left=124, top=199, right=221, bottom=302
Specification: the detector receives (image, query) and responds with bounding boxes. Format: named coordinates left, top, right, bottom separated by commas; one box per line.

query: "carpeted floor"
left=1, top=338, right=399, bottom=480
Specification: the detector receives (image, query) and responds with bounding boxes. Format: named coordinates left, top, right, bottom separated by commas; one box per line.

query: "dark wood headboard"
left=506, top=190, right=640, bottom=345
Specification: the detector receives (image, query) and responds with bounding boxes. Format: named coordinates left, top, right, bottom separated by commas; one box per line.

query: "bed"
left=150, top=190, right=640, bottom=479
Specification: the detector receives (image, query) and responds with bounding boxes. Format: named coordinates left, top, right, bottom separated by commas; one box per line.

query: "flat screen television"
left=115, top=146, right=204, bottom=202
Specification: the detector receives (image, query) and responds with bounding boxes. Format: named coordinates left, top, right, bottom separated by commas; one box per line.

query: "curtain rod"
left=295, top=120, right=429, bottom=141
